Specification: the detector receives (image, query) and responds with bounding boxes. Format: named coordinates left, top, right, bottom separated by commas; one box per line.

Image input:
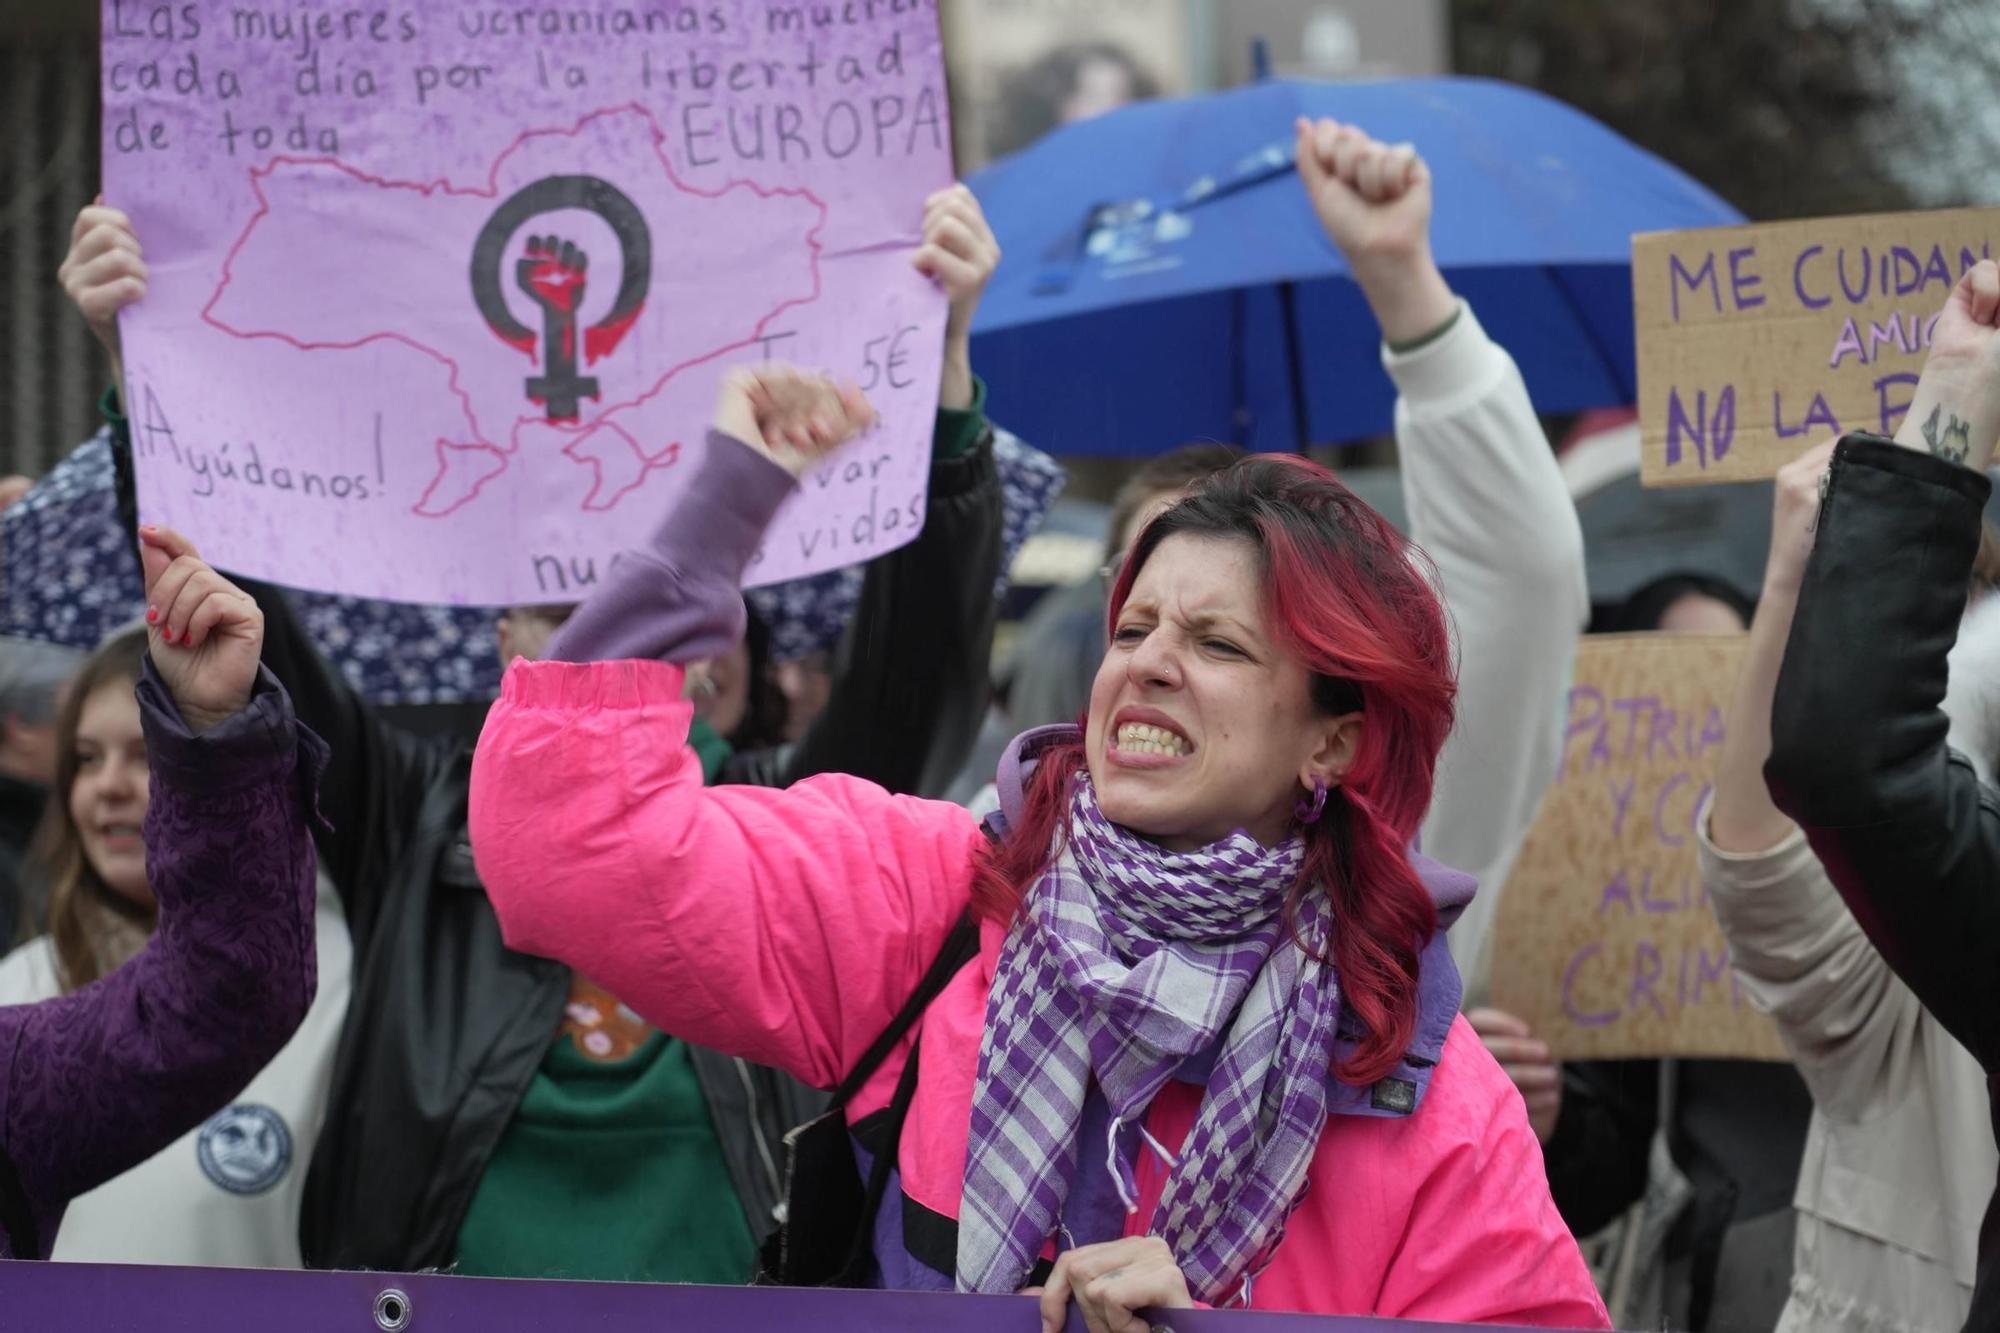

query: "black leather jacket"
left=1764, top=433, right=2000, bottom=1328
left=112, top=416, right=1002, bottom=1271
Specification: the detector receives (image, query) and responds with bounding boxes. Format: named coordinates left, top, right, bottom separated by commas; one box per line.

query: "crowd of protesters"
left=0, top=104, right=1995, bottom=1333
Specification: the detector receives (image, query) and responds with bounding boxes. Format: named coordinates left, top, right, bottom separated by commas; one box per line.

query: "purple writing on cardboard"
left=1658, top=238, right=1996, bottom=471
left=1551, top=684, right=1751, bottom=1035
left=103, top=0, right=954, bottom=604
left=1635, top=210, right=2000, bottom=488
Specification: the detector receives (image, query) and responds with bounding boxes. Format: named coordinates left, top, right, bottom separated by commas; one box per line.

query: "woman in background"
left=0, top=528, right=319, bottom=1259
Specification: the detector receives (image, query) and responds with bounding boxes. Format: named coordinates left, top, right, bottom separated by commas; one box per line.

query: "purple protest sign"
left=0, top=1260, right=1550, bottom=1332
left=100, top=0, right=952, bottom=604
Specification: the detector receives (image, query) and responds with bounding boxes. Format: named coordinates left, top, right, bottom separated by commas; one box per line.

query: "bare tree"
left=1451, top=0, right=1948, bottom=221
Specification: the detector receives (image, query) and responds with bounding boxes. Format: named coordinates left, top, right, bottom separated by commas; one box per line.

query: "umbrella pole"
left=1277, top=278, right=1313, bottom=456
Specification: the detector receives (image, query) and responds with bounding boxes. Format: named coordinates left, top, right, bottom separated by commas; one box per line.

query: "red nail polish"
left=145, top=607, right=158, bottom=624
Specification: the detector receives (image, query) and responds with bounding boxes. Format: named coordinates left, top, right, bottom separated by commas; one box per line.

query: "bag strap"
left=840, top=1029, right=932, bottom=1278
left=831, top=907, right=978, bottom=1107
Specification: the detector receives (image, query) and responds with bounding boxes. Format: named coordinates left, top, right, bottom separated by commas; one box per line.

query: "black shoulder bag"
left=752, top=907, right=979, bottom=1288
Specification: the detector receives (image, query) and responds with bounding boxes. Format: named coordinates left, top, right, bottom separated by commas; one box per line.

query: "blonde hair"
left=29, top=627, right=154, bottom=992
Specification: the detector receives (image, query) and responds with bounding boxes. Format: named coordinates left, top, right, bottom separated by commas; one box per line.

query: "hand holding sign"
left=1032, top=1235, right=1194, bottom=1333
left=1294, top=118, right=1456, bottom=345
left=1892, top=259, right=2000, bottom=470
left=915, top=184, right=1001, bottom=413
left=917, top=185, right=1001, bottom=343
left=138, top=525, right=264, bottom=735
left=101, top=2, right=953, bottom=604
left=58, top=200, right=146, bottom=387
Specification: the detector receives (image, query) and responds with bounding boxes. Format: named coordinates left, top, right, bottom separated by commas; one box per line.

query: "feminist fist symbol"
left=470, top=176, right=653, bottom=425
left=521, top=235, right=588, bottom=315
left=519, top=235, right=597, bottom=421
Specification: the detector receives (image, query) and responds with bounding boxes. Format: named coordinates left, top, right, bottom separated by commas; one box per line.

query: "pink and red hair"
left=971, top=455, right=1458, bottom=1085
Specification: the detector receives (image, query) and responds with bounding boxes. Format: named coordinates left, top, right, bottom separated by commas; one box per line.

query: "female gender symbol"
left=469, top=175, right=653, bottom=422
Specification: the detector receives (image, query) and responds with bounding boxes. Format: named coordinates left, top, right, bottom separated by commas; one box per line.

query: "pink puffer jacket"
left=470, top=658, right=1608, bottom=1326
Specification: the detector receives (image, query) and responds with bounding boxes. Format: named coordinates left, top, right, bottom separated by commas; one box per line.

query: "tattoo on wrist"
left=1921, top=403, right=1973, bottom=465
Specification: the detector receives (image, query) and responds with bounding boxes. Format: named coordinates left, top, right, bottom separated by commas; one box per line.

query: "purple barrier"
left=0, top=1263, right=1549, bottom=1331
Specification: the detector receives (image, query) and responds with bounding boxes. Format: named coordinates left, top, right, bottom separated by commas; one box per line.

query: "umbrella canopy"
left=1580, top=480, right=1776, bottom=610
left=967, top=77, right=1744, bottom=456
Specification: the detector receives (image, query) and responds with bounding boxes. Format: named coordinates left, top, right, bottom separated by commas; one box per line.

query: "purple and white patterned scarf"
left=957, top=775, right=1340, bottom=1304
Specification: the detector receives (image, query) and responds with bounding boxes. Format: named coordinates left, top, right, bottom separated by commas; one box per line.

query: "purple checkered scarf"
left=957, top=774, right=1339, bottom=1303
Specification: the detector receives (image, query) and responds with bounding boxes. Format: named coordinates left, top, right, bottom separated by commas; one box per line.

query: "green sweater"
left=451, top=736, right=741, bottom=1284
left=451, top=996, right=758, bottom=1283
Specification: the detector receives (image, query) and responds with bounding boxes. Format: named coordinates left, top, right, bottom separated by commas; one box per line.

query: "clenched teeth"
left=1115, top=723, right=1191, bottom=756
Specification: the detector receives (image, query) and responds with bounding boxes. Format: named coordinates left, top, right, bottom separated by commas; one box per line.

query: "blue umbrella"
left=966, top=77, right=1745, bottom=456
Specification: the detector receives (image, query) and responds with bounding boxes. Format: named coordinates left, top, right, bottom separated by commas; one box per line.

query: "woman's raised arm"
left=472, top=364, right=987, bottom=1088
left=0, top=528, right=319, bottom=1258
left=471, top=657, right=982, bottom=1089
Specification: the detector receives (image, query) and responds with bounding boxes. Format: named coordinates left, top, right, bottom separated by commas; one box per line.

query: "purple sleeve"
left=0, top=660, right=321, bottom=1258
left=544, top=430, right=797, bottom=666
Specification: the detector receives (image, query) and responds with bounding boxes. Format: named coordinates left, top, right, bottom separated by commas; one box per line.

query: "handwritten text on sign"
left=103, top=0, right=953, bottom=604
left=1491, top=635, right=1786, bottom=1060
left=1635, top=208, right=2000, bottom=488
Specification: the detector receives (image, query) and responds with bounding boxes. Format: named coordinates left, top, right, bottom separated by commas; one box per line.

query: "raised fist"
left=137, top=526, right=265, bottom=735
left=518, top=235, right=589, bottom=315
left=712, top=362, right=877, bottom=479
left=1764, top=438, right=1839, bottom=597
left=1296, top=117, right=1430, bottom=267
left=1894, top=259, right=2000, bottom=471
left=517, top=236, right=598, bottom=421
left=1294, top=118, right=1455, bottom=345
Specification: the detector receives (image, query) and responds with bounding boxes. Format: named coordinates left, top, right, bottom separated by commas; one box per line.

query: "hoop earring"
left=1295, top=777, right=1329, bottom=824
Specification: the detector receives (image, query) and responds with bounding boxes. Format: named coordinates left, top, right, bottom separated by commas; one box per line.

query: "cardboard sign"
left=1491, top=634, right=1787, bottom=1061
left=102, top=0, right=953, bottom=604
left=1636, top=207, right=2000, bottom=487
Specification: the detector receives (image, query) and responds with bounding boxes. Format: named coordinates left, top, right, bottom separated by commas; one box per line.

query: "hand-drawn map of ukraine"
left=103, top=1, right=953, bottom=605
left=212, top=108, right=824, bottom=518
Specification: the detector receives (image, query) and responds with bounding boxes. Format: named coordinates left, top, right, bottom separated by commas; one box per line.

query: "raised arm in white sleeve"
left=1392, top=305, right=1587, bottom=1003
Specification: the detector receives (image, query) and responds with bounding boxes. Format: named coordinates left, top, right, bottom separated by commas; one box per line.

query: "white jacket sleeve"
left=1697, top=810, right=1923, bottom=1124
left=1392, top=303, right=1587, bottom=1004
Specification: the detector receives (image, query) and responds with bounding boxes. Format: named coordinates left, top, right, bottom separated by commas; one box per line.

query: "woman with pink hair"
left=469, top=354, right=1607, bottom=1326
